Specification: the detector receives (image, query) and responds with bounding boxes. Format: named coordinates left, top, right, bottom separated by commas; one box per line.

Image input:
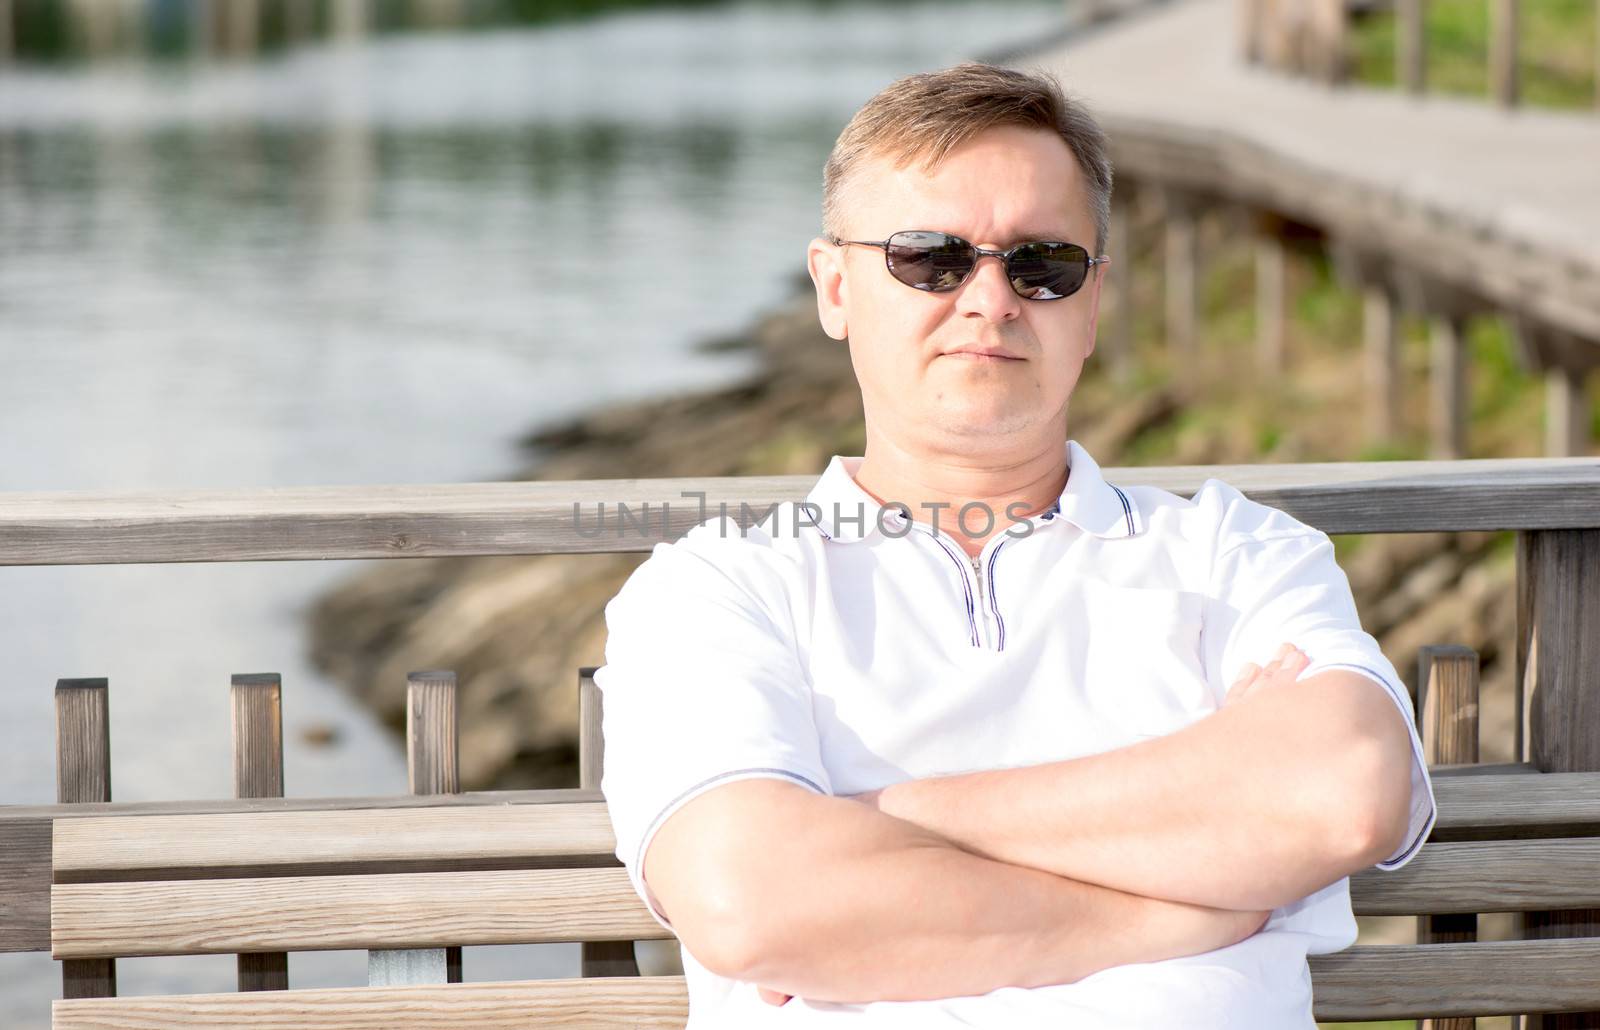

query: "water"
left=0, top=0, right=1069, bottom=1022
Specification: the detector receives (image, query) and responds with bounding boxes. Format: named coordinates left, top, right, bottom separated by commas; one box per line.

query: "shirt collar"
left=803, top=438, right=1144, bottom=544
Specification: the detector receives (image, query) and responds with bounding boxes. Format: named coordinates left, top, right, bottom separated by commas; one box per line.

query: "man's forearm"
left=670, top=782, right=1263, bottom=1004
left=861, top=669, right=1415, bottom=912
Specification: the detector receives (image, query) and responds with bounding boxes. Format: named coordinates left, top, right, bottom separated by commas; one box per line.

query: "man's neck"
left=851, top=440, right=1070, bottom=559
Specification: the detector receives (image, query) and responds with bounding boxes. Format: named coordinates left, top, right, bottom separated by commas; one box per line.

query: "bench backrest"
left=46, top=668, right=1600, bottom=1026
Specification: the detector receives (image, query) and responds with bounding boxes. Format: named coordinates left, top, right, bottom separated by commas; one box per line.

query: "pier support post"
left=1490, top=0, right=1520, bottom=108
left=1161, top=188, right=1200, bottom=374
left=1397, top=0, right=1426, bottom=94
left=1545, top=367, right=1591, bottom=458
left=1429, top=312, right=1470, bottom=459
left=1254, top=212, right=1287, bottom=378
left=1105, top=195, right=1136, bottom=385
left=1362, top=283, right=1402, bottom=445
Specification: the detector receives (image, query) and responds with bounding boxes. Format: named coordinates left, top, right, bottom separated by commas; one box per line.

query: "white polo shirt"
left=595, top=438, right=1436, bottom=1030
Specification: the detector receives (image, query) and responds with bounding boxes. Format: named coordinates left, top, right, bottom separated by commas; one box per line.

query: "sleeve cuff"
left=1301, top=659, right=1437, bottom=871
left=629, top=767, right=831, bottom=932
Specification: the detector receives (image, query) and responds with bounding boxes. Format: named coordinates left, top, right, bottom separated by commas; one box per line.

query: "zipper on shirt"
left=922, top=530, right=1006, bottom=651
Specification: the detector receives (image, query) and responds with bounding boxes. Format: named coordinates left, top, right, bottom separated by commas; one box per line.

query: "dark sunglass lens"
left=1007, top=242, right=1089, bottom=300
left=884, top=231, right=974, bottom=292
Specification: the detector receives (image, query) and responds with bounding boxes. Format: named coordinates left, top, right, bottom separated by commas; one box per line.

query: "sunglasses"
left=827, top=230, right=1110, bottom=301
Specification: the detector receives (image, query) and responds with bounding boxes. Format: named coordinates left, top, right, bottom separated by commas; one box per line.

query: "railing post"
left=1415, top=646, right=1478, bottom=1030
left=1518, top=528, right=1600, bottom=1028
left=55, top=678, right=115, bottom=999
left=579, top=666, right=642, bottom=977
left=1544, top=367, right=1590, bottom=458
left=1489, top=0, right=1520, bottom=108
left=232, top=673, right=288, bottom=991
left=370, top=670, right=462, bottom=986
left=1106, top=196, right=1136, bottom=386
left=1398, top=0, right=1427, bottom=94
left=1428, top=312, right=1469, bottom=459
left=1254, top=211, right=1287, bottom=378
left=1161, top=187, right=1199, bottom=373
left=1362, top=281, right=1402, bottom=445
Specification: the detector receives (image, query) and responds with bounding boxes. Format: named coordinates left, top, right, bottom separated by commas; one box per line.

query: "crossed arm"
left=641, top=646, right=1418, bottom=1004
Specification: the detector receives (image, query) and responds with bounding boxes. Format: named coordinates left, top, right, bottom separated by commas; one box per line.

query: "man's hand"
left=1223, top=641, right=1309, bottom=707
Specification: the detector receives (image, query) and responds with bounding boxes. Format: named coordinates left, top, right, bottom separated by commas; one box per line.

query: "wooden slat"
left=2, top=459, right=1600, bottom=565
left=48, top=870, right=662, bottom=959
left=5, top=789, right=598, bottom=953
left=1308, top=939, right=1600, bottom=1021
left=3, top=772, right=1595, bottom=956
left=232, top=673, right=288, bottom=992
left=51, top=868, right=671, bottom=959
left=1431, top=771, right=1600, bottom=841
left=1351, top=838, right=1600, bottom=915
left=55, top=678, right=116, bottom=1000
left=52, top=803, right=618, bottom=882
left=52, top=975, right=689, bottom=1030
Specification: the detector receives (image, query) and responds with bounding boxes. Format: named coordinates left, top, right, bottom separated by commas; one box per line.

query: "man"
left=595, top=62, right=1434, bottom=1029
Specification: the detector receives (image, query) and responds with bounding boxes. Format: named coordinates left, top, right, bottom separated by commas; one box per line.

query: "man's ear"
left=1082, top=259, right=1108, bottom=359
left=807, top=237, right=849, bottom=341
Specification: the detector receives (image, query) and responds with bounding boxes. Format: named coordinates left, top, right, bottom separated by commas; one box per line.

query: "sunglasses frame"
left=826, top=230, right=1111, bottom=301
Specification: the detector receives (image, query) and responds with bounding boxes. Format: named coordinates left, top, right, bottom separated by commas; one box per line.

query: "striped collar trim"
left=804, top=438, right=1144, bottom=543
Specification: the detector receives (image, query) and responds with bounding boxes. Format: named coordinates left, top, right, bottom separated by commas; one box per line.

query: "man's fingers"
left=757, top=986, right=792, bottom=1006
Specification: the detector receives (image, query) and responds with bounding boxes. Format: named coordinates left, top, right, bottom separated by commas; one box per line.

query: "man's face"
left=808, top=124, right=1105, bottom=455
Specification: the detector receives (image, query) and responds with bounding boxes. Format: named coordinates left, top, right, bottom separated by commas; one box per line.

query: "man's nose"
left=956, top=250, right=1022, bottom=322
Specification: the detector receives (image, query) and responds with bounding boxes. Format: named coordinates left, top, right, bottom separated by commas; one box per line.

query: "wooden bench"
left=32, top=664, right=1600, bottom=1027
left=3, top=460, right=1596, bottom=1025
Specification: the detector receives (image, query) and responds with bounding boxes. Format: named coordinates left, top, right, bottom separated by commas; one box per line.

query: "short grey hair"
left=822, top=61, right=1114, bottom=256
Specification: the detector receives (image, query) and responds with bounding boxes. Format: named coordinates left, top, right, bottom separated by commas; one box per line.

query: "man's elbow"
left=647, top=851, right=786, bottom=980
left=1326, top=720, right=1416, bottom=869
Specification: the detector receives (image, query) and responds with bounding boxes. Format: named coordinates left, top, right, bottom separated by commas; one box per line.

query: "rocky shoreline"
left=306, top=268, right=1520, bottom=793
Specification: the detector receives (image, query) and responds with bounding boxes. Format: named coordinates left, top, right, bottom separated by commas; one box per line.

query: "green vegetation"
left=1348, top=0, right=1599, bottom=109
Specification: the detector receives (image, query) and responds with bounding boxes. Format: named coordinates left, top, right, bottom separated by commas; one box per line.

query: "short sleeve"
left=1199, top=484, right=1436, bottom=871
left=594, top=520, right=832, bottom=931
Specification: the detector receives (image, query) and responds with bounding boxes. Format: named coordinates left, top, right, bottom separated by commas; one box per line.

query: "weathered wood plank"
left=52, top=803, right=619, bottom=881
left=1432, top=771, right=1600, bottom=841
left=51, top=868, right=670, bottom=959
left=3, top=459, right=1599, bottom=565
left=52, top=975, right=690, bottom=1030
left=1308, top=940, right=1600, bottom=1021
left=1351, top=838, right=1600, bottom=915
left=6, top=773, right=1598, bottom=955
left=4, top=792, right=601, bottom=954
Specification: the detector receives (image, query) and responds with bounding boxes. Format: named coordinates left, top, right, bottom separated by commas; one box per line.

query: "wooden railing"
left=1239, top=0, right=1600, bottom=110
